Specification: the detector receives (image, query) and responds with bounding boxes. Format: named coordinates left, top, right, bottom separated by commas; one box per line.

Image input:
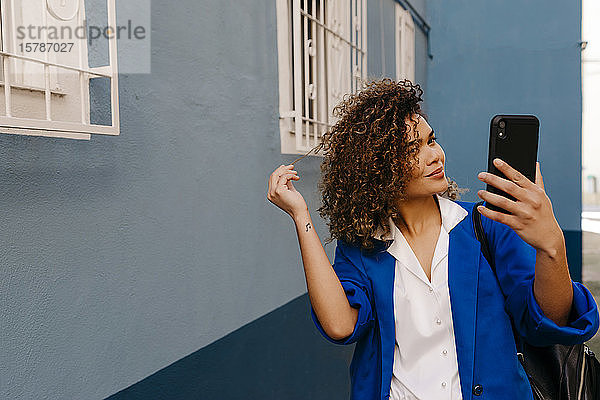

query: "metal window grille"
left=280, top=0, right=367, bottom=154
left=0, top=0, right=119, bottom=140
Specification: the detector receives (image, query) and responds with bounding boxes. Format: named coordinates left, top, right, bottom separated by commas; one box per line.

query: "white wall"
left=583, top=0, right=600, bottom=202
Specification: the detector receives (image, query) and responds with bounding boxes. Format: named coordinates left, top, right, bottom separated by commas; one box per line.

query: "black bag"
left=472, top=201, right=600, bottom=399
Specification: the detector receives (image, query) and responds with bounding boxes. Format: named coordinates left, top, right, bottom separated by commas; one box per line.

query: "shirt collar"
left=372, top=194, right=468, bottom=241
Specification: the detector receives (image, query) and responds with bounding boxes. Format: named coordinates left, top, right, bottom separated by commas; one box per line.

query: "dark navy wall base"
left=106, top=293, right=354, bottom=400
left=564, top=229, right=582, bottom=283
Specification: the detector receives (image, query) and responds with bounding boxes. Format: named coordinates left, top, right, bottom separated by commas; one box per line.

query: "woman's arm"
left=266, top=164, right=358, bottom=340
left=477, top=159, right=574, bottom=326
left=292, top=209, right=358, bottom=340
left=532, top=236, right=572, bottom=326
left=481, top=213, right=598, bottom=347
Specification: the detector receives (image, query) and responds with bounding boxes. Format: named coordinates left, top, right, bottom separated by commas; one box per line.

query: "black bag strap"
left=472, top=201, right=494, bottom=271
left=472, top=201, right=524, bottom=357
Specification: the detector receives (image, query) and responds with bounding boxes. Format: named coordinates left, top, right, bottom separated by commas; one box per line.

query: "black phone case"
left=487, top=114, right=539, bottom=214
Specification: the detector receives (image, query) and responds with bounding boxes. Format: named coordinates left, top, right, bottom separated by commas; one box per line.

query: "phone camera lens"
left=498, top=130, right=505, bottom=138
left=499, top=120, right=506, bottom=129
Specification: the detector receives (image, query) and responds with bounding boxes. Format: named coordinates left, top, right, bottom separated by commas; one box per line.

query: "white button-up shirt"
left=374, top=194, right=468, bottom=400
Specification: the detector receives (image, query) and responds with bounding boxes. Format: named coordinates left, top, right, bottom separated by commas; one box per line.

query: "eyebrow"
left=408, top=129, right=435, bottom=146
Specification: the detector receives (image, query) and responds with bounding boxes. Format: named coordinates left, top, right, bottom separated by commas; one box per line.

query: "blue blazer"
left=310, top=200, right=599, bottom=400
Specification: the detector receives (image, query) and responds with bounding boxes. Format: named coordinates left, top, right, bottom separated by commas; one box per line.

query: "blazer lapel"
left=360, top=242, right=396, bottom=400
left=448, top=217, right=482, bottom=400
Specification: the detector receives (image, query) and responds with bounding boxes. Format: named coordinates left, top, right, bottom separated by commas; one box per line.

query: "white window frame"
left=395, top=4, right=415, bottom=84
left=0, top=0, right=120, bottom=140
left=276, top=0, right=367, bottom=155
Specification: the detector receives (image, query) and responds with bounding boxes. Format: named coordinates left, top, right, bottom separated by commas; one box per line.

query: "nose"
left=427, top=146, right=443, bottom=166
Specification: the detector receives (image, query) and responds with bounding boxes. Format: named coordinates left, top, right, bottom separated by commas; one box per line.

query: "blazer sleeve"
left=484, top=215, right=600, bottom=347
left=309, top=240, right=375, bottom=345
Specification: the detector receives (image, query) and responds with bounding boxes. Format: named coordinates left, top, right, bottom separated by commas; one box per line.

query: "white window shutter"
left=13, top=2, right=46, bottom=89
left=326, top=0, right=351, bottom=127
left=396, top=6, right=415, bottom=83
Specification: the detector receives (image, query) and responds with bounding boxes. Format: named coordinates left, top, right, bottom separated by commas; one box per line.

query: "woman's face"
left=402, top=114, right=448, bottom=199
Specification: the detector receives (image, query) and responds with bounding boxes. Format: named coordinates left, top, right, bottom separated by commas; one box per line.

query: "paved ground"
left=583, top=231, right=600, bottom=354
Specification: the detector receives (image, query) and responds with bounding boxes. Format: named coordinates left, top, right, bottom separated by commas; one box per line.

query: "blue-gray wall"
left=0, top=0, right=332, bottom=398
left=426, top=0, right=583, bottom=281
left=2, top=0, right=399, bottom=398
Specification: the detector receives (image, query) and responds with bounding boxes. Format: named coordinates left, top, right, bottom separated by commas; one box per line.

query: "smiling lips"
left=426, top=166, right=444, bottom=178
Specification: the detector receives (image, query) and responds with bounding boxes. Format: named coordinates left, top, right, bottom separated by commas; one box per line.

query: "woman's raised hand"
left=267, top=164, right=307, bottom=219
left=476, top=158, right=564, bottom=256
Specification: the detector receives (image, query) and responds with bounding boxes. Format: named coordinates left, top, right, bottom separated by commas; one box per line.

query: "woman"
left=266, top=78, right=599, bottom=399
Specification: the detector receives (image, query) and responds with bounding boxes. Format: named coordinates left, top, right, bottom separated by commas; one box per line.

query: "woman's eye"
left=428, top=136, right=438, bottom=145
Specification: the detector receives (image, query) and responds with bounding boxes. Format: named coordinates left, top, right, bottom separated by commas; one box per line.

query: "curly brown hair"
left=316, top=78, right=461, bottom=251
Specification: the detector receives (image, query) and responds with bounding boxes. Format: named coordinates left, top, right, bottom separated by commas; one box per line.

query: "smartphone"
left=486, top=114, right=539, bottom=214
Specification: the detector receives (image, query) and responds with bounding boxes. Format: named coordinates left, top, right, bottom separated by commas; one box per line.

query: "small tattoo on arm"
left=305, top=223, right=312, bottom=232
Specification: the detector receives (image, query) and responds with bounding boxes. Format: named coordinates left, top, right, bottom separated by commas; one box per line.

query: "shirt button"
left=442, top=382, right=447, bottom=387
left=436, top=318, right=442, bottom=325
left=442, top=349, right=448, bottom=355
left=429, top=287, right=433, bottom=292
